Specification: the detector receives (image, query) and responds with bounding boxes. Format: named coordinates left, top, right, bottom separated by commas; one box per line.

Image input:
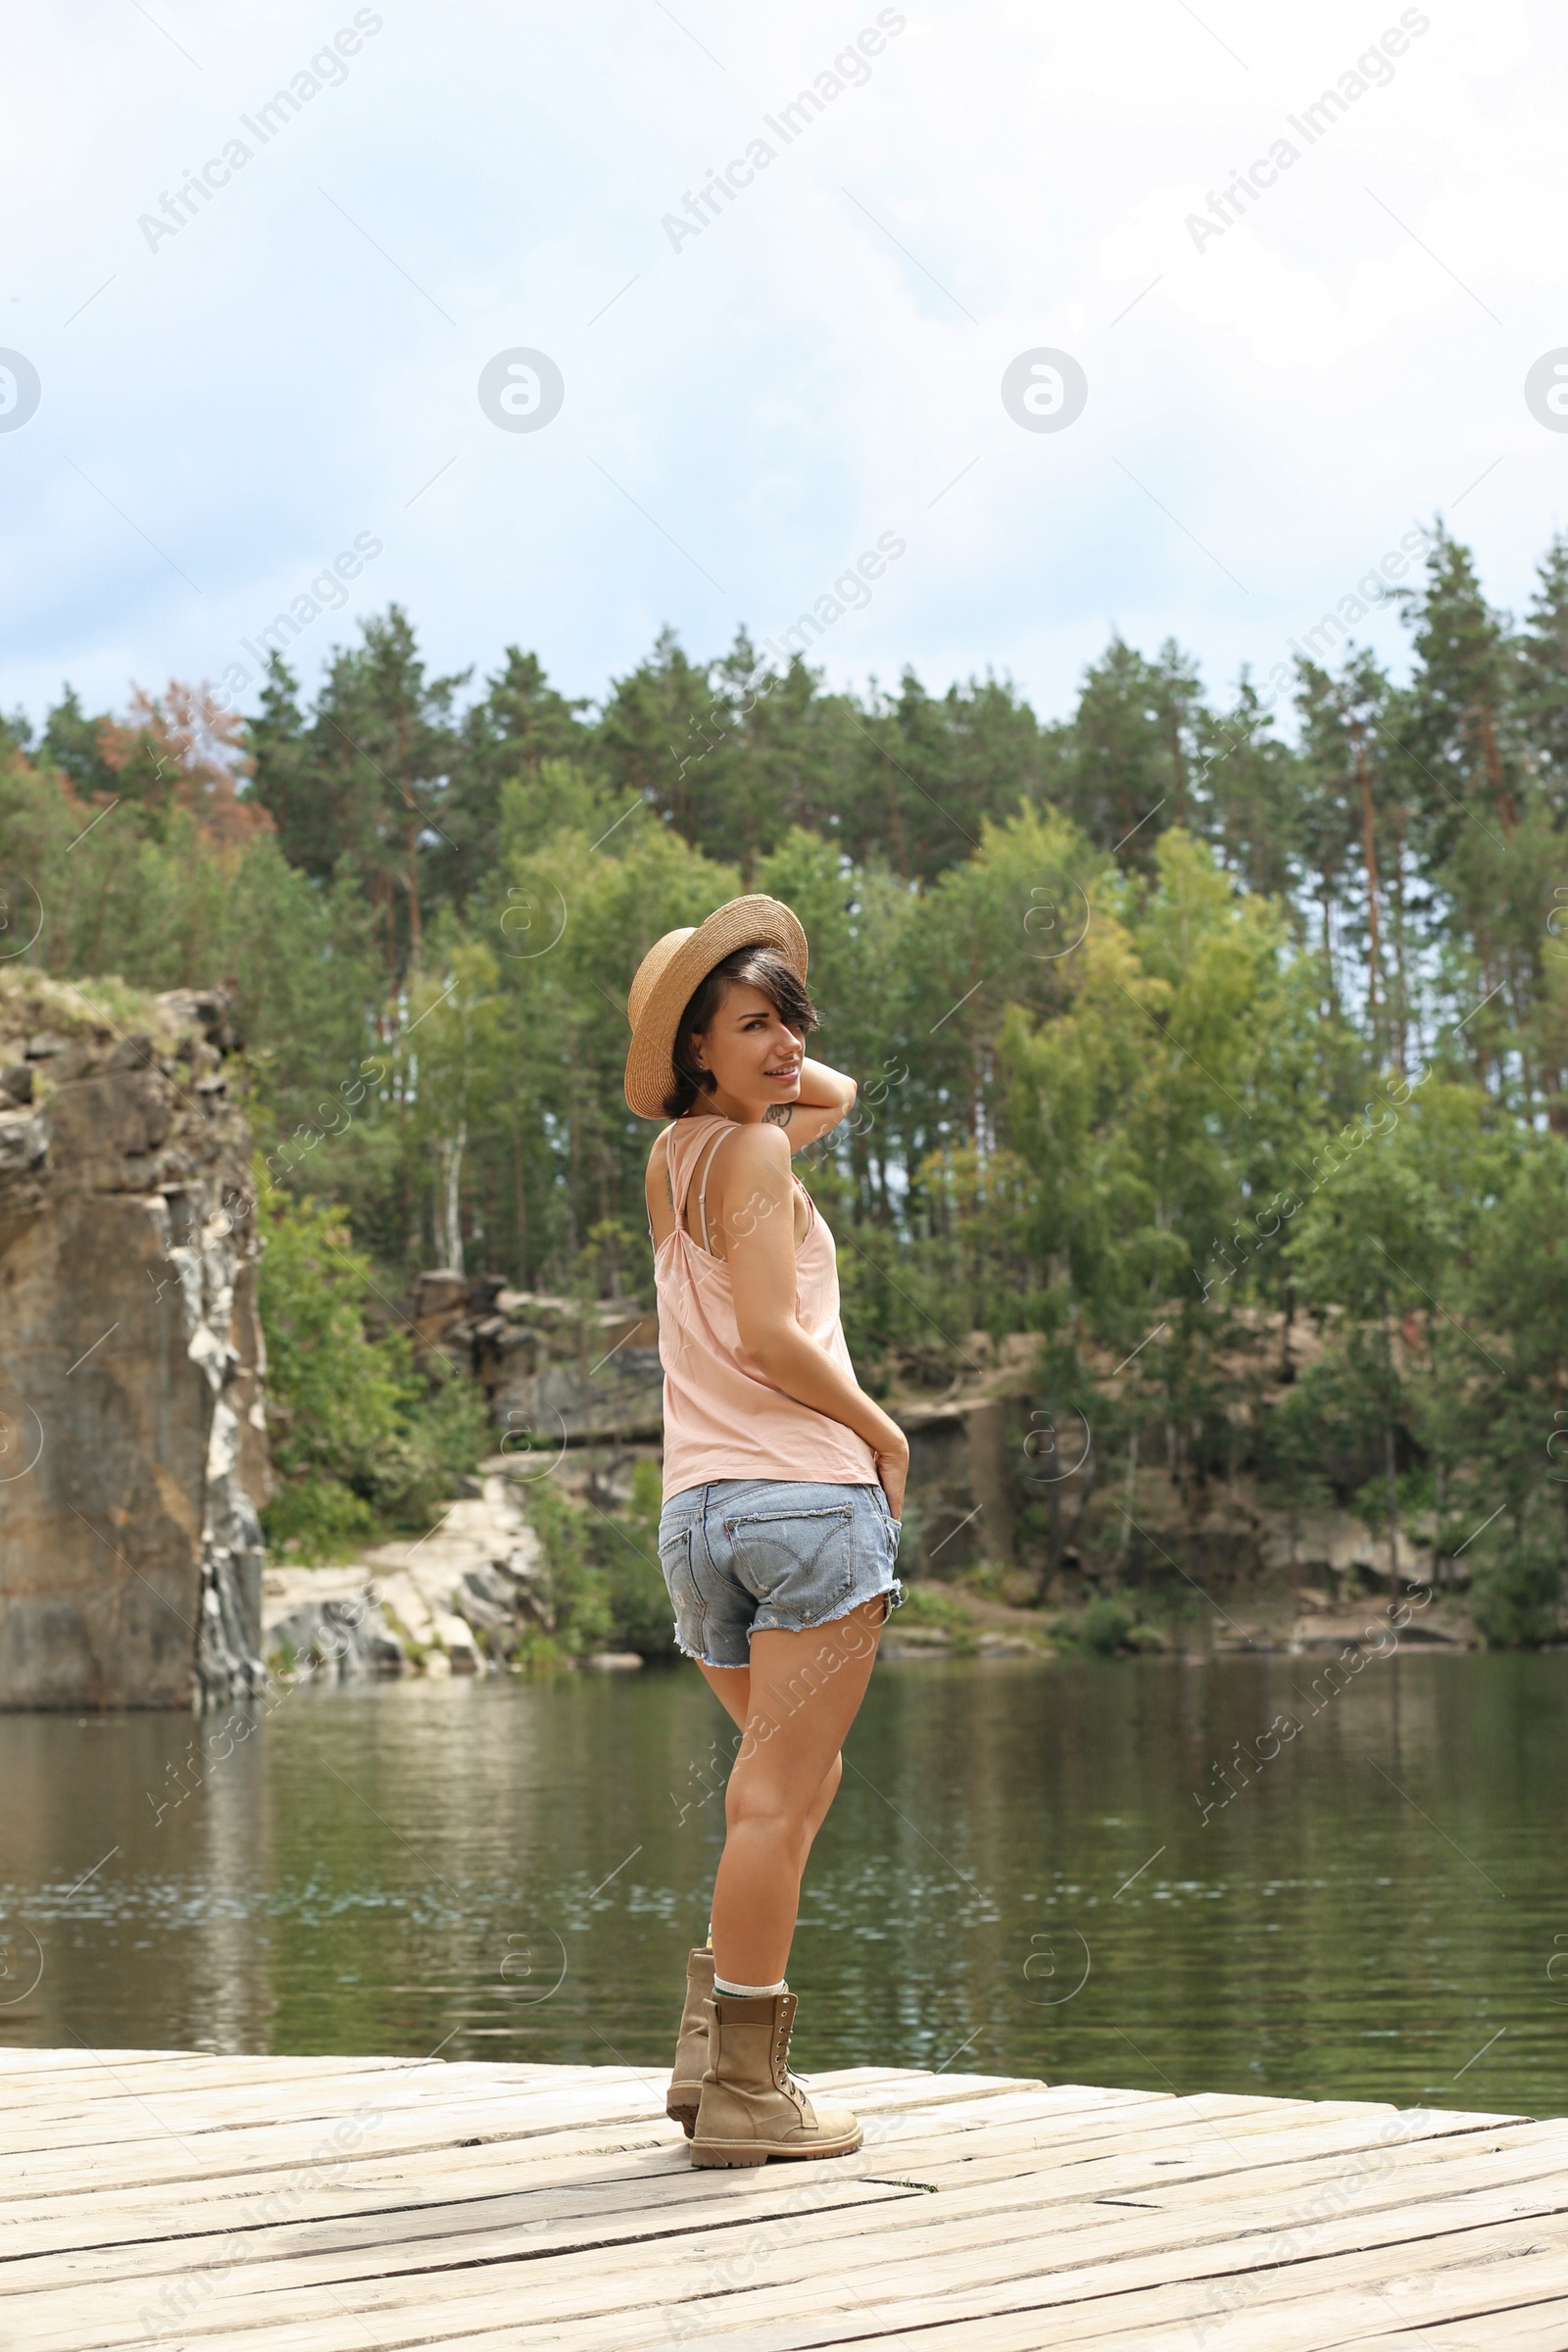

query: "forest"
left=3, top=519, right=1567, bottom=1645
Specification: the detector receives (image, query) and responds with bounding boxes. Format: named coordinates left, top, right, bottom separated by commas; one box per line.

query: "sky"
left=3, top=0, right=1566, bottom=740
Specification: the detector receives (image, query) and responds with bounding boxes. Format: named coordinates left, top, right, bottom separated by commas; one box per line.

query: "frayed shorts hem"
left=675, top=1574, right=905, bottom=1671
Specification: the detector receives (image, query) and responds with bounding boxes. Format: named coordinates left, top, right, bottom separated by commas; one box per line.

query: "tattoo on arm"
left=762, top=1103, right=794, bottom=1128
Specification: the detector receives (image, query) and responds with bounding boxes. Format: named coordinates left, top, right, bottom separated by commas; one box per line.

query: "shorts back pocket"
left=722, top=1499, right=857, bottom=1613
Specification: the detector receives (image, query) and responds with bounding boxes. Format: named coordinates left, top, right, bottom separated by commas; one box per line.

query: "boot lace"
left=772, top=2011, right=808, bottom=2117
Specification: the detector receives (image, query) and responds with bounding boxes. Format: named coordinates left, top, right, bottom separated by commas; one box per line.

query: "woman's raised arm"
left=761, top=1056, right=858, bottom=1153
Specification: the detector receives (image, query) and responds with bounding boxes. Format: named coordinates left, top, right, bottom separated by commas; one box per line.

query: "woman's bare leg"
left=701, top=1598, right=884, bottom=1987
left=699, top=1668, right=843, bottom=1862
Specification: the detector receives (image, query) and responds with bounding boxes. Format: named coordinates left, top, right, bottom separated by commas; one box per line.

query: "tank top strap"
left=662, top=1115, right=718, bottom=1193
left=663, top=1116, right=737, bottom=1257
left=694, top=1124, right=734, bottom=1252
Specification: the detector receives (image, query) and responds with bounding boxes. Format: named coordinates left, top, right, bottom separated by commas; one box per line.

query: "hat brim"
left=623, top=895, right=808, bottom=1120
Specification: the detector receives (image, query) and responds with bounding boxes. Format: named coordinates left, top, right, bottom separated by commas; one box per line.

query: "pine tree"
left=1516, top=532, right=1568, bottom=814
left=40, top=686, right=119, bottom=802
left=436, top=649, right=595, bottom=909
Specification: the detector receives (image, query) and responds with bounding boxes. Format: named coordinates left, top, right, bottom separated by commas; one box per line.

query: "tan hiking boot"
left=690, top=1989, right=862, bottom=2169
left=665, top=1946, right=715, bottom=2135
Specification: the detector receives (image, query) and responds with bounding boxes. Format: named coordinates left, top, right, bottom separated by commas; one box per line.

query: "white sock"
left=713, top=1973, right=788, bottom=1998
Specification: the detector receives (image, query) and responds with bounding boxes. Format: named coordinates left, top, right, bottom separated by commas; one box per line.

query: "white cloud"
left=1, top=0, right=1565, bottom=739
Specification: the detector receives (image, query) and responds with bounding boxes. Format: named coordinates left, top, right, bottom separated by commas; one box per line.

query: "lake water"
left=2, top=1651, right=1564, bottom=2119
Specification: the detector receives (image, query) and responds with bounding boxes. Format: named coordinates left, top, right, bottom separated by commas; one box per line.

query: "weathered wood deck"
left=3, top=2048, right=1566, bottom=2349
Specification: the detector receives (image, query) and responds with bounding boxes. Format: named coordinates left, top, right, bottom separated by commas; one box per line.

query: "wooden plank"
left=625, top=2268, right=1568, bottom=2352
left=0, top=2071, right=620, bottom=2158
left=0, top=2097, right=1524, bottom=2275
left=0, top=2058, right=916, bottom=2132
left=0, top=2048, right=412, bottom=2082
left=0, top=2076, right=669, bottom=2184
left=0, top=2083, right=1151, bottom=2259
left=0, top=2083, right=1234, bottom=2244
left=662, top=2205, right=1568, bottom=2352
left=816, top=2097, right=1522, bottom=2209
left=1041, top=2112, right=1562, bottom=2206
left=0, top=2054, right=599, bottom=2101
left=0, top=2071, right=1046, bottom=2202
left=0, top=2064, right=642, bottom=2158
left=349, top=2166, right=1554, bottom=2347
left=1325, top=2302, right=1568, bottom=2352
left=888, top=2108, right=1542, bottom=2193
left=27, top=2123, right=1568, bottom=2319
left=417, top=2214, right=1568, bottom=2352
left=6, top=2055, right=1563, bottom=2352
left=44, top=2208, right=1568, bottom=2352
left=26, top=2129, right=1568, bottom=2352
left=1067, top=2245, right=1568, bottom=2352
left=1, top=2083, right=1527, bottom=2266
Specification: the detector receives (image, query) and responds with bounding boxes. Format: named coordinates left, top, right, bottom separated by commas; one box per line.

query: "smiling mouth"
left=764, top=1063, right=800, bottom=1081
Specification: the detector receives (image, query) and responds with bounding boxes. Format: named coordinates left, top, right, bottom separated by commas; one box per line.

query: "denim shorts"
left=658, top=1480, right=904, bottom=1669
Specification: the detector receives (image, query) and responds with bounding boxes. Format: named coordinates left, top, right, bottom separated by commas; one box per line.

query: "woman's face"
left=690, top=981, right=804, bottom=1115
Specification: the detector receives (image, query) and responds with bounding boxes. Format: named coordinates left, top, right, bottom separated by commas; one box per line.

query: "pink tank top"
left=655, top=1114, right=878, bottom=1499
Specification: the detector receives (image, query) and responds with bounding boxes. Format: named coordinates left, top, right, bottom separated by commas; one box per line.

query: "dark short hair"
left=663, top=944, right=818, bottom=1119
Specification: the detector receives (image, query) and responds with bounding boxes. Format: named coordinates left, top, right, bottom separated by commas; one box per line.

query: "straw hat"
left=623, top=895, right=808, bottom=1120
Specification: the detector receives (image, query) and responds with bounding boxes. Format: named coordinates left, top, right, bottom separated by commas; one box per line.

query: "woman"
left=625, top=894, right=908, bottom=2170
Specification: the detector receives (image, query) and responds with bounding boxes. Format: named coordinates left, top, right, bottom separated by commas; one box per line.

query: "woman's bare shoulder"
left=645, top=1125, right=676, bottom=1229
left=704, top=1118, right=791, bottom=1200
left=713, top=1118, right=790, bottom=1165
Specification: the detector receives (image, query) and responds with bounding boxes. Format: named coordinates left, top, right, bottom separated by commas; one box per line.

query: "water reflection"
left=0, top=1653, right=1563, bottom=2118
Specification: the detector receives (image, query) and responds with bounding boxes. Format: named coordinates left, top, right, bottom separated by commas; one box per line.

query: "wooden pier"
left=4, top=2046, right=1567, bottom=2348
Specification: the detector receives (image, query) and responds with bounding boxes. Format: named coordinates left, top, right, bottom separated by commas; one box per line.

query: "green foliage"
left=255, top=1179, right=489, bottom=1554
left=257, top=1183, right=415, bottom=1491
left=396, top=1368, right=495, bottom=1520
left=224, top=841, right=376, bottom=1129
left=521, top=1483, right=613, bottom=1659
left=602, top=1461, right=679, bottom=1659
left=599, top=1538, right=678, bottom=1660
left=1045, top=1597, right=1167, bottom=1655
left=1470, top=1536, right=1565, bottom=1649
left=895, top=1583, right=979, bottom=1654
left=13, top=525, right=1568, bottom=1642
left=519, top=1463, right=679, bottom=1663
left=897, top=1584, right=969, bottom=1628
left=1067, top=1597, right=1137, bottom=1655
left=262, top=1478, right=377, bottom=1563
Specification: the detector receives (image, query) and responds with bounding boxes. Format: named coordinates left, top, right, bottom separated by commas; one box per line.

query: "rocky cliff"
left=259, top=1475, right=565, bottom=1681
left=887, top=1314, right=1474, bottom=1632
left=385, top=1270, right=662, bottom=1446
left=405, top=1276, right=1451, bottom=1609
left=0, top=972, right=270, bottom=1710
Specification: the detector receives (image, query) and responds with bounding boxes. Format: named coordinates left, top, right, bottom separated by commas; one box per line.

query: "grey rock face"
left=266, top=1593, right=405, bottom=1680
left=396, top=1274, right=664, bottom=1445
left=259, top=1484, right=557, bottom=1680
left=0, top=979, right=271, bottom=1711
left=496, top=1347, right=664, bottom=1445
